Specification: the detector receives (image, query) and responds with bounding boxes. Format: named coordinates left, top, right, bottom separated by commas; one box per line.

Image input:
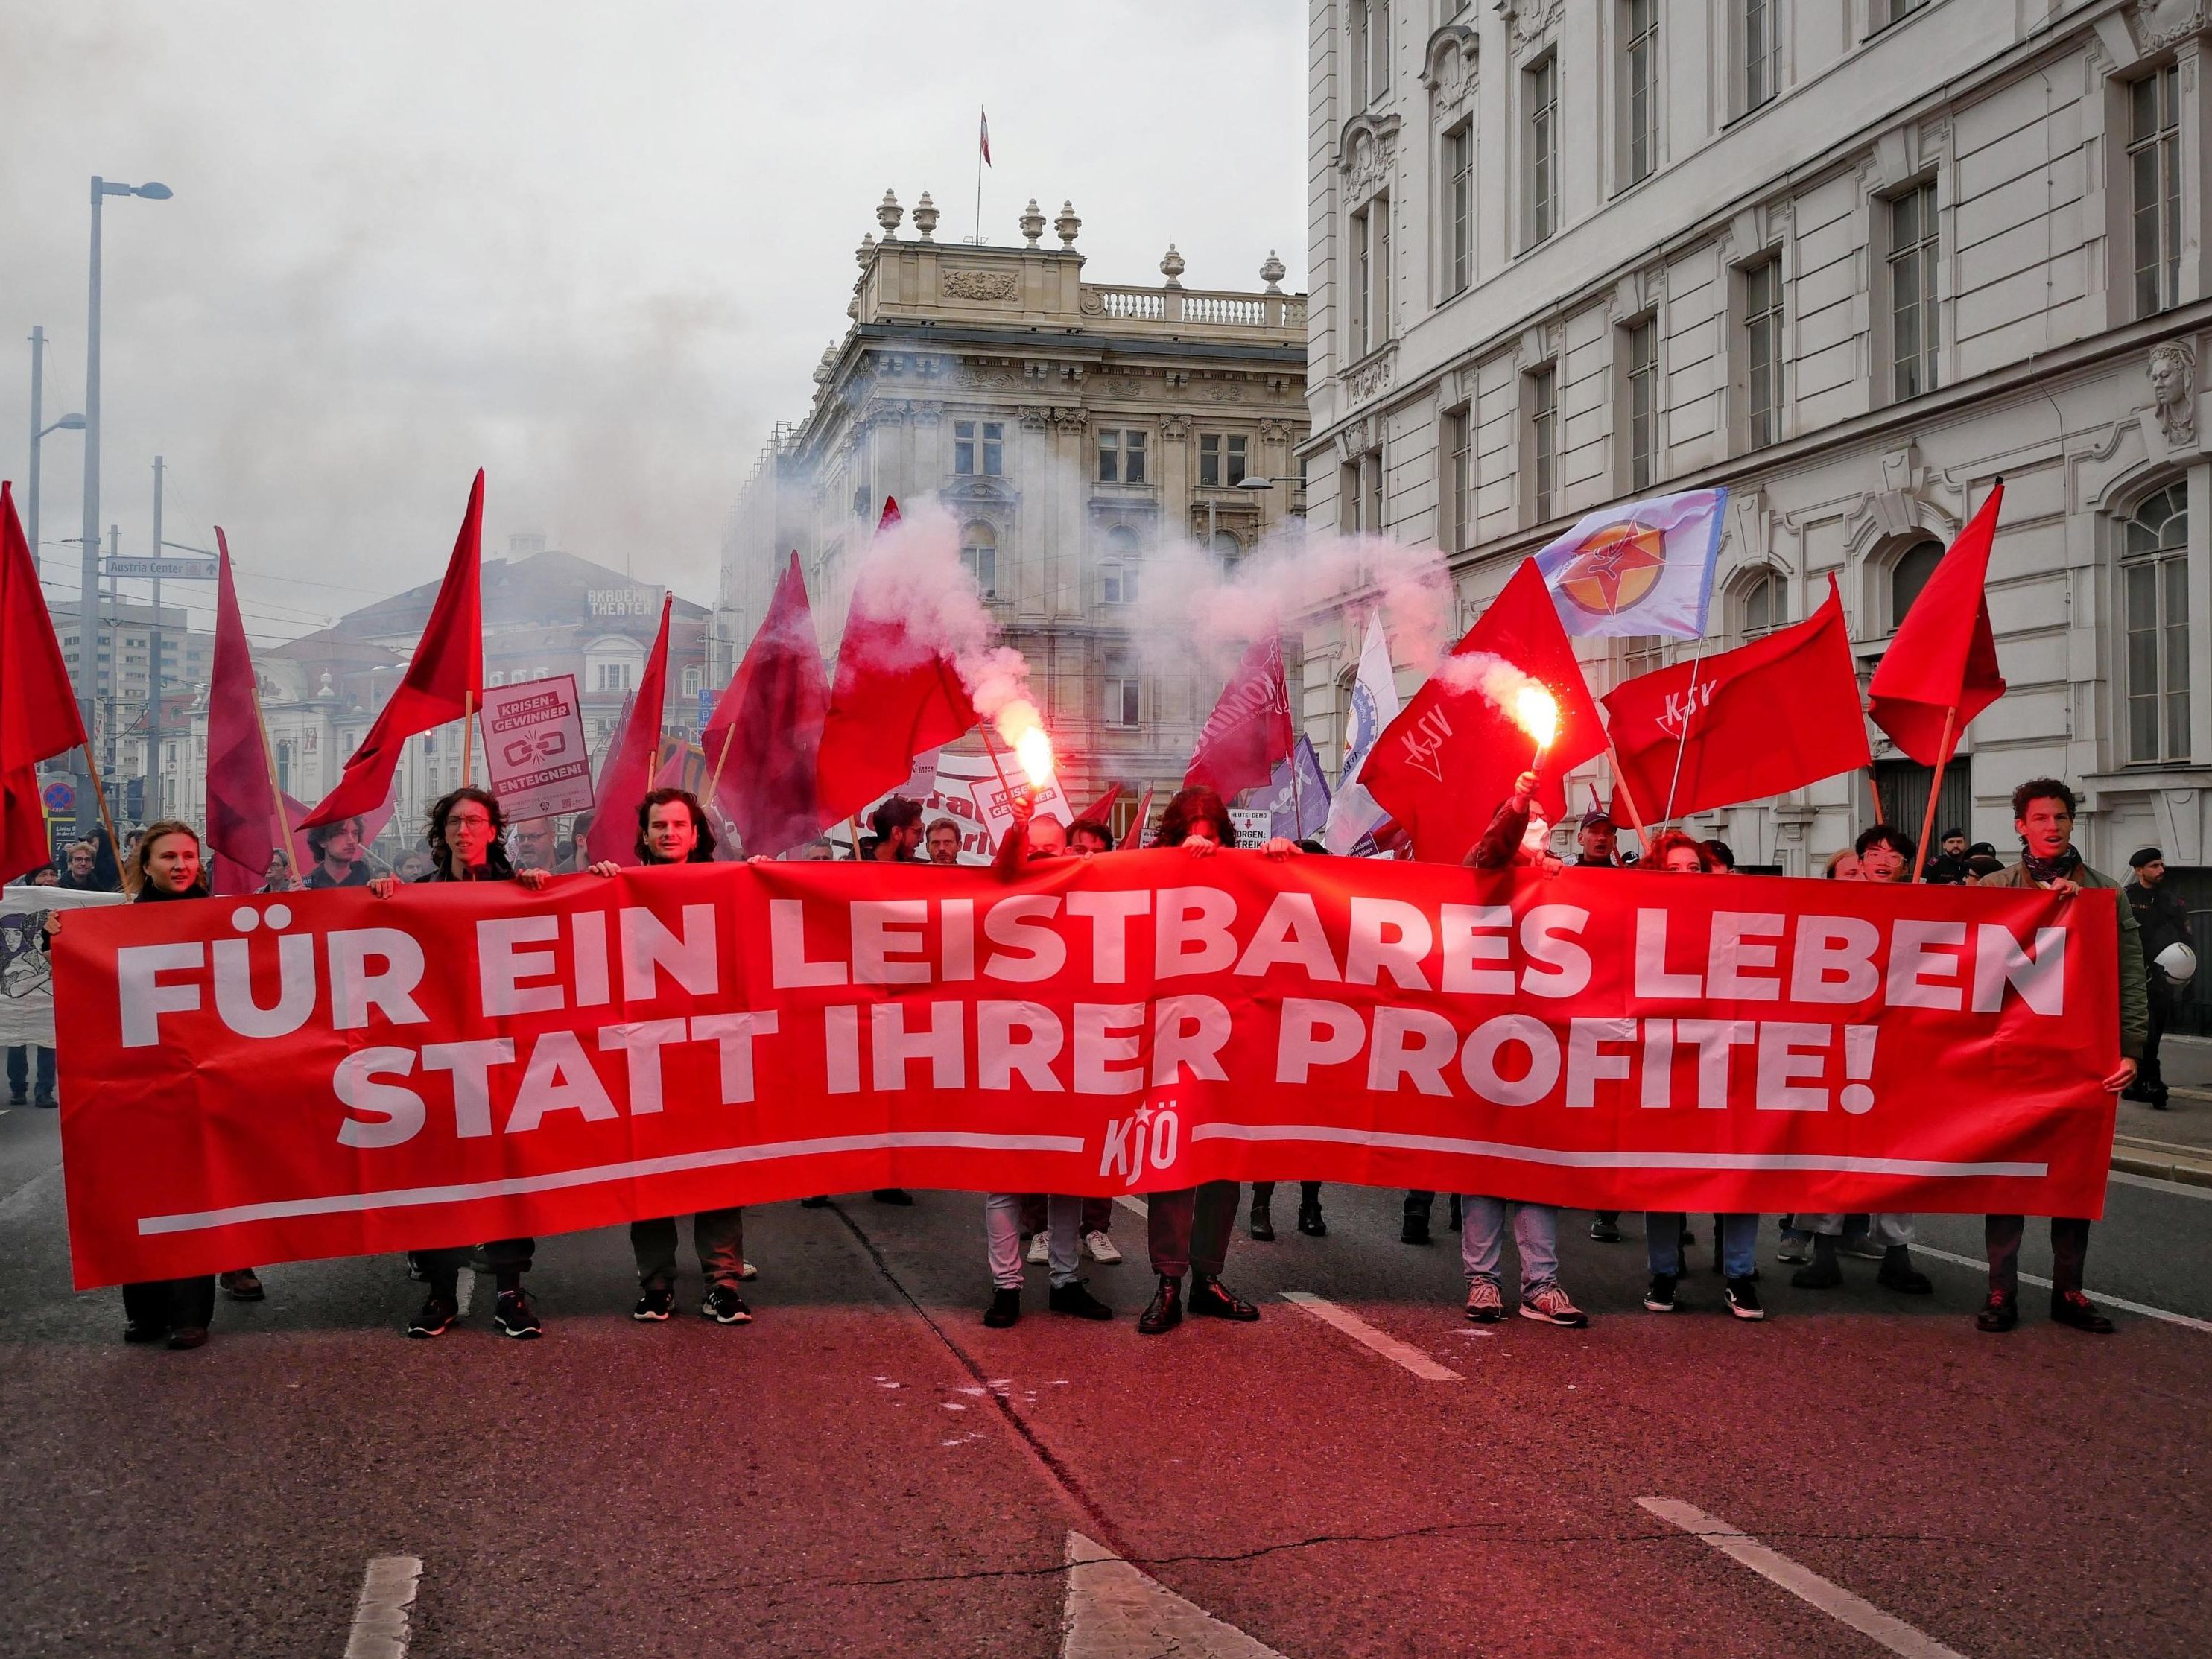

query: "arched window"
left=1888, top=536, right=1943, bottom=630
left=1211, top=530, right=1243, bottom=570
left=2123, top=482, right=2190, bottom=762
left=960, top=522, right=998, bottom=598
left=1738, top=569, right=1787, bottom=640
left=1102, top=525, right=1140, bottom=606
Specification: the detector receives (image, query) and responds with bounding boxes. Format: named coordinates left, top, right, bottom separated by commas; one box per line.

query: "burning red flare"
left=1514, top=684, right=1559, bottom=752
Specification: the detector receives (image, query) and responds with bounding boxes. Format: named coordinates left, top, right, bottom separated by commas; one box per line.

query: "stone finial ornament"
left=1159, top=244, right=1185, bottom=288
left=2149, top=339, right=2196, bottom=448
left=1019, top=198, right=1046, bottom=247
left=1054, top=200, right=1081, bottom=247
left=856, top=232, right=875, bottom=268
left=876, top=189, right=903, bottom=238
left=913, top=191, right=939, bottom=242
left=1260, top=250, right=1287, bottom=294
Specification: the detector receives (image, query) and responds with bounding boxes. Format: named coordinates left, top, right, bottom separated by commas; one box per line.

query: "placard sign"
left=478, top=675, right=593, bottom=819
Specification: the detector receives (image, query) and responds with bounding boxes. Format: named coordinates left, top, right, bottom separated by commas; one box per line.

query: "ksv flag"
left=1533, top=487, right=1728, bottom=641
left=1324, top=612, right=1401, bottom=854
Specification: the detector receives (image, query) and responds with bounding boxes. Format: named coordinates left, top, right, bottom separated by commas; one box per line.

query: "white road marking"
left=454, top=1270, right=472, bottom=1317
left=1638, top=1498, right=1966, bottom=1659
left=1279, top=1291, right=1460, bottom=1381
left=343, top=1555, right=422, bottom=1659
left=1912, top=1244, right=2212, bottom=1335
left=1062, top=1531, right=1288, bottom=1659
left=0, top=1164, right=60, bottom=1225
left=1113, top=1195, right=1149, bottom=1219
left=2109, top=1167, right=2212, bottom=1202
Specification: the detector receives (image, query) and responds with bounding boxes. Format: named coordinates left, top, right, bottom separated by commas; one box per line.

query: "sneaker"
left=702, top=1285, right=752, bottom=1325
left=1976, top=1292, right=2019, bottom=1333
left=1083, top=1229, right=1123, bottom=1264
left=218, top=1269, right=264, bottom=1301
left=1186, top=1275, right=1260, bottom=1321
left=983, top=1287, right=1021, bottom=1328
left=2050, top=1290, right=2114, bottom=1334
left=738, top=1260, right=759, bottom=1281
left=1048, top=1280, right=1115, bottom=1320
left=31, top=1092, right=55, bottom=1108
left=1520, top=1287, right=1589, bottom=1328
left=1644, top=1273, right=1679, bottom=1313
left=1589, top=1215, right=1623, bottom=1243
left=1775, top=1237, right=1813, bottom=1266
left=1027, top=1229, right=1051, bottom=1266
left=406, top=1295, right=458, bottom=1339
left=493, top=1288, right=542, bottom=1339
left=872, top=1187, right=916, bottom=1206
left=166, top=1326, right=209, bottom=1351
left=6, top=1091, right=22, bottom=1106
left=1724, top=1277, right=1765, bottom=1321
left=1464, top=1281, right=1506, bottom=1323
left=1137, top=1275, right=1183, bottom=1335
left=633, top=1283, right=676, bottom=1322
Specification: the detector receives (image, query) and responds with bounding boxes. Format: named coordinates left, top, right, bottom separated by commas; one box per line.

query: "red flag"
left=1119, top=786, right=1154, bottom=850
left=203, top=530, right=295, bottom=896
left=583, top=594, right=674, bottom=867
left=303, top=471, right=485, bottom=827
left=980, top=107, right=992, bottom=165
left=1185, top=635, right=1293, bottom=796
left=814, top=498, right=980, bottom=825
left=1074, top=781, right=1123, bottom=825
left=1868, top=481, right=2007, bottom=766
left=1362, top=557, right=1605, bottom=862
left=1604, top=578, right=1870, bottom=823
left=0, top=481, right=88, bottom=883
left=703, top=551, right=830, bottom=858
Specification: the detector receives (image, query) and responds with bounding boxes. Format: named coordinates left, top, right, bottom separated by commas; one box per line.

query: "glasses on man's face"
left=448, top=813, right=493, bottom=831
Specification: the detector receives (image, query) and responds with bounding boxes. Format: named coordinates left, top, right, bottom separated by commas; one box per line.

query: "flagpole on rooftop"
left=974, top=105, right=986, bottom=244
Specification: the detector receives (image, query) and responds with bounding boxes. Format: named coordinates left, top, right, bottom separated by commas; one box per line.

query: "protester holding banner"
left=375, top=787, right=553, bottom=1339
left=1974, top=778, right=2145, bottom=1335
left=587, top=789, right=758, bottom=1325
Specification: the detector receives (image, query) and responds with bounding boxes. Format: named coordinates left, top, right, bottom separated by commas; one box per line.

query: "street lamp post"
left=25, top=325, right=85, bottom=570
left=78, top=175, right=171, bottom=841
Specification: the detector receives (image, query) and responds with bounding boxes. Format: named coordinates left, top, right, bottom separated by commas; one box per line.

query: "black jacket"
left=2127, top=881, right=2193, bottom=965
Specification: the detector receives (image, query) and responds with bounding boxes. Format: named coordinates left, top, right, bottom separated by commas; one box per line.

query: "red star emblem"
left=1556, top=521, right=1666, bottom=617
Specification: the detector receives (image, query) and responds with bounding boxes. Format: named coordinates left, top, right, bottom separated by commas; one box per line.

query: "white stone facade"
left=1299, top=0, right=2212, bottom=882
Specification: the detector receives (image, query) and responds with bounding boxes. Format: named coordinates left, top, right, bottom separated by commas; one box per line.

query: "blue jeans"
left=1458, top=1196, right=1559, bottom=1296
left=1648, top=1212, right=1758, bottom=1279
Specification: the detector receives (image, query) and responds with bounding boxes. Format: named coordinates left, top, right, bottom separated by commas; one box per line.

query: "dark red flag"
left=583, top=594, right=674, bottom=867
left=304, top=471, right=485, bottom=827
left=1361, top=557, right=1605, bottom=862
left=203, top=530, right=297, bottom=896
left=1867, top=481, right=2006, bottom=766
left=1604, top=577, right=1870, bottom=823
left=814, top=498, right=979, bottom=825
left=1119, top=785, right=1154, bottom=850
left=703, top=551, right=830, bottom=858
left=1185, top=635, right=1293, bottom=797
left=0, top=481, right=88, bottom=884
left=1074, top=781, right=1123, bottom=825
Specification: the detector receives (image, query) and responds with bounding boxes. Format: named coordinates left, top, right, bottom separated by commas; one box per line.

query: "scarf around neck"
left=2021, top=845, right=2082, bottom=886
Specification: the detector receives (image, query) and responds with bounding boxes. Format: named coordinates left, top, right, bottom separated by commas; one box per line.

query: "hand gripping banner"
left=54, top=857, right=2119, bottom=1287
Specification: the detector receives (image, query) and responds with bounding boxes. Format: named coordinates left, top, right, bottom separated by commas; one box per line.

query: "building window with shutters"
left=1889, top=182, right=1939, bottom=401
left=2123, top=483, right=2191, bottom=763
left=2131, top=64, right=2182, bottom=319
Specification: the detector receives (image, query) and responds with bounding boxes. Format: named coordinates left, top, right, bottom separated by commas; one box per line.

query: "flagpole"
left=78, top=743, right=130, bottom=892
left=1659, top=644, right=1705, bottom=825
left=1280, top=658, right=1305, bottom=840
left=974, top=104, right=985, bottom=244
left=250, top=683, right=306, bottom=888
left=460, top=693, right=475, bottom=789
left=1866, top=766, right=1885, bottom=825
left=1601, top=737, right=1655, bottom=854
left=1911, top=705, right=1957, bottom=883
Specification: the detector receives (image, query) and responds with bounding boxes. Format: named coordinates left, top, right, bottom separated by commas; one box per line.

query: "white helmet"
left=2155, top=941, right=2197, bottom=985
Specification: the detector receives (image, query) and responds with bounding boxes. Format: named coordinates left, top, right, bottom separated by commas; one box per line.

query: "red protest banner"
left=54, top=860, right=2119, bottom=1287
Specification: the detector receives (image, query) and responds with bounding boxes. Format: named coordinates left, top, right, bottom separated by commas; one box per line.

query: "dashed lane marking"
left=1062, top=1531, right=1289, bottom=1659
left=1912, top=1244, right=2212, bottom=1335
left=342, top=1555, right=422, bottom=1659
left=1638, top=1498, right=1967, bottom=1659
left=1113, top=1195, right=1149, bottom=1219
left=1279, top=1291, right=1460, bottom=1381
left=2109, top=1167, right=2212, bottom=1202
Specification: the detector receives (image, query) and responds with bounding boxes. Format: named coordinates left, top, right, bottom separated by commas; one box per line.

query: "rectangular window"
left=2125, top=545, right=2192, bottom=764
left=954, top=419, right=976, bottom=475
left=1103, top=650, right=1141, bottom=728
left=1363, top=453, right=1384, bottom=538
left=1624, top=0, right=1658, bottom=186
left=1442, top=407, right=1471, bottom=553
left=1527, top=56, right=1559, bottom=245
left=1340, top=461, right=1363, bottom=535
left=1199, top=432, right=1249, bottom=488
left=1528, top=366, right=1557, bottom=521
left=1351, top=206, right=1372, bottom=354
left=1102, top=562, right=1138, bottom=606
left=2132, top=64, right=2182, bottom=320
left=982, top=421, right=1003, bottom=476
left=960, top=542, right=996, bottom=597
left=1124, top=429, right=1147, bottom=485
left=1097, top=429, right=1119, bottom=483
left=1889, top=181, right=1939, bottom=401
left=1368, top=0, right=1390, bottom=102
left=1626, top=317, right=1659, bottom=492
left=1373, top=196, right=1392, bottom=346
left=1444, top=124, right=1474, bottom=295
left=1743, top=0, right=1778, bottom=111
left=1744, top=257, right=1784, bottom=449
left=1349, top=0, right=1369, bottom=108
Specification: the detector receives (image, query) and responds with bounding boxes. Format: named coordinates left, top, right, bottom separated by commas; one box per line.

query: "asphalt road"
left=1, top=1102, right=2208, bottom=1659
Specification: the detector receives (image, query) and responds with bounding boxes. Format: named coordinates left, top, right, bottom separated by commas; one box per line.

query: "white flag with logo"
left=1532, top=486, right=1728, bottom=640
left=1323, top=612, right=1401, bottom=854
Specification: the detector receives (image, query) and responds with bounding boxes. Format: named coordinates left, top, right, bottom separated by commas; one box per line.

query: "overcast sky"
left=0, top=2, right=1306, bottom=652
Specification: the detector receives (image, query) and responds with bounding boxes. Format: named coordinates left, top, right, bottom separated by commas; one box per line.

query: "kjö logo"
left=1099, top=1099, right=1182, bottom=1185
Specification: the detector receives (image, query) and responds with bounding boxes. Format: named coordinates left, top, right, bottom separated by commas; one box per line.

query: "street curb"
left=2111, top=1151, right=2212, bottom=1189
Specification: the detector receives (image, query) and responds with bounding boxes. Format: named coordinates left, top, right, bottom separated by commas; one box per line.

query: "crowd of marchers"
left=23, top=766, right=2192, bottom=1355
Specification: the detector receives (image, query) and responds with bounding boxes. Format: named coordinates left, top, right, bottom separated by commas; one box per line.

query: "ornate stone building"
left=715, top=196, right=1309, bottom=831
left=1298, top=1, right=2210, bottom=1012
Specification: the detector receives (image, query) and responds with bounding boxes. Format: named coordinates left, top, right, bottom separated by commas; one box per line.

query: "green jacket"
left=1976, top=857, right=2149, bottom=1059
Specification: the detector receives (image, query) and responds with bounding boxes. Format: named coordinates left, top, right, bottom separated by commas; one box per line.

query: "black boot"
left=1138, top=1275, right=1183, bottom=1335
left=1248, top=1193, right=1275, bottom=1242
left=1875, top=1245, right=1933, bottom=1295
left=1186, top=1274, right=1260, bottom=1321
left=1790, top=1234, right=1843, bottom=1290
left=1296, top=1187, right=1326, bottom=1237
